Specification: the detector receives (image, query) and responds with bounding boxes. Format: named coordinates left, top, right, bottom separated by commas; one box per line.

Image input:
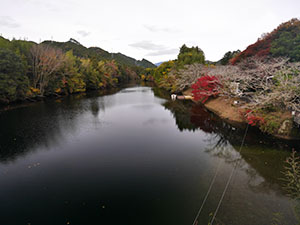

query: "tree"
left=179, top=44, right=189, bottom=54
left=0, top=36, right=11, bottom=49
left=220, top=50, right=240, bottom=65
left=30, top=44, right=65, bottom=95
left=59, top=50, right=86, bottom=94
left=0, top=48, right=29, bottom=103
left=177, top=45, right=205, bottom=67
left=191, top=75, right=222, bottom=103
left=271, top=30, right=300, bottom=62
left=97, top=60, right=120, bottom=87
left=80, top=58, right=103, bottom=90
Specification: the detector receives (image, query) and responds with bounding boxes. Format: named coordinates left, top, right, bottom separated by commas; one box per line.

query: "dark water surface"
left=0, top=85, right=299, bottom=225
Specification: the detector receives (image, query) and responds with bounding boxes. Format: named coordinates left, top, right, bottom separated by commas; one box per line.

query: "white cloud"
left=0, top=0, right=299, bottom=63
left=146, top=49, right=178, bottom=56
left=143, top=25, right=179, bottom=33
left=129, top=41, right=165, bottom=51
left=129, top=41, right=178, bottom=58
left=0, top=16, right=20, bottom=28
left=77, top=30, right=91, bottom=37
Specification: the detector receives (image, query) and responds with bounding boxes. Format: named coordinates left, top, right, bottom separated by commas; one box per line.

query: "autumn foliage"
left=0, top=37, right=144, bottom=104
left=246, top=115, right=265, bottom=126
left=241, top=110, right=265, bottom=126
left=191, top=75, right=222, bottom=103
left=230, top=38, right=272, bottom=65
left=230, top=18, right=300, bottom=64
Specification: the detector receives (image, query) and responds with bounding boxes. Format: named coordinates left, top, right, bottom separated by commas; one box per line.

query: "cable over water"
left=192, top=124, right=249, bottom=225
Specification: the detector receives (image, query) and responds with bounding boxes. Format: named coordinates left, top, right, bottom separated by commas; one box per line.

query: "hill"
left=0, top=35, right=156, bottom=104
left=42, top=38, right=156, bottom=68
left=231, top=18, right=300, bottom=64
left=155, top=61, right=165, bottom=66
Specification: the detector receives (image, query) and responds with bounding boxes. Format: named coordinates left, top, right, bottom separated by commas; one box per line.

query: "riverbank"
left=182, top=88, right=300, bottom=140
left=0, top=81, right=141, bottom=112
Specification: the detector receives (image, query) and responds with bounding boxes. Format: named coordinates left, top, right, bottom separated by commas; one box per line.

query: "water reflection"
left=154, top=87, right=296, bottom=183
left=153, top=87, right=300, bottom=224
left=0, top=87, right=122, bottom=163
left=0, top=84, right=299, bottom=225
left=153, top=87, right=300, bottom=147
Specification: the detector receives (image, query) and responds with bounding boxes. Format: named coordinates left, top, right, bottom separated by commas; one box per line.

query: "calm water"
left=0, top=85, right=299, bottom=225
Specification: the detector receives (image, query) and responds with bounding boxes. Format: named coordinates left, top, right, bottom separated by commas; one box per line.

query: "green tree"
left=0, top=36, right=11, bottom=49
left=179, top=44, right=189, bottom=54
left=81, top=58, right=103, bottom=90
left=271, top=31, right=300, bottom=62
left=0, top=48, right=29, bottom=103
left=153, top=60, right=175, bottom=82
left=59, top=50, right=86, bottom=94
left=177, top=45, right=205, bottom=67
left=220, top=50, right=241, bottom=65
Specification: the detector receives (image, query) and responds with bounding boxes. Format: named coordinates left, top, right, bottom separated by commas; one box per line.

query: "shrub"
left=191, top=75, right=222, bottom=103
left=246, top=115, right=265, bottom=126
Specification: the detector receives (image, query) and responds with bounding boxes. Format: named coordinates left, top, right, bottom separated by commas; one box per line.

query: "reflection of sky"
left=0, top=86, right=297, bottom=225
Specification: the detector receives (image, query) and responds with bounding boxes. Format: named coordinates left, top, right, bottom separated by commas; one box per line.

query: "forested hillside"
left=230, top=18, right=300, bottom=64
left=146, top=19, right=300, bottom=137
left=140, top=44, right=206, bottom=91
left=43, top=38, right=156, bottom=68
left=0, top=36, right=154, bottom=104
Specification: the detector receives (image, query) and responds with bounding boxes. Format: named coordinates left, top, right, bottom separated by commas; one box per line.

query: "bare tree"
left=175, top=63, right=205, bottom=91
left=175, top=56, right=300, bottom=112
left=31, top=44, right=65, bottom=95
left=234, top=57, right=300, bottom=112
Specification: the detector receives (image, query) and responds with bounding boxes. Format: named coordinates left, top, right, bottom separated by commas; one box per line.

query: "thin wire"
left=209, top=124, right=249, bottom=225
left=192, top=159, right=223, bottom=225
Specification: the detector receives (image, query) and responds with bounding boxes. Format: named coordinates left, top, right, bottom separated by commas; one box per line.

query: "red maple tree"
left=191, top=75, right=222, bottom=103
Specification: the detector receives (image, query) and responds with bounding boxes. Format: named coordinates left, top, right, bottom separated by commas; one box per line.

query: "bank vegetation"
left=0, top=37, right=153, bottom=104
left=142, top=19, right=300, bottom=138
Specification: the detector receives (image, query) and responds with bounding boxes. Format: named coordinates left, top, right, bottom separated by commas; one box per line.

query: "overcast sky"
left=1, top=0, right=300, bottom=63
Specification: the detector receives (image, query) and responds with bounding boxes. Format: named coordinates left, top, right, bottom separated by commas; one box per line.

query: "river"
left=0, top=84, right=299, bottom=225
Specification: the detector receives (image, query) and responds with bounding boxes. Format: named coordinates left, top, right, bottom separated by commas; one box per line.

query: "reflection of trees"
left=153, top=87, right=197, bottom=131
left=204, top=129, right=296, bottom=196
left=153, top=86, right=300, bottom=223
left=90, top=98, right=100, bottom=117
left=0, top=102, right=64, bottom=163
left=0, top=88, right=123, bottom=163
left=282, top=152, right=300, bottom=222
left=156, top=91, right=300, bottom=197
left=0, top=82, right=141, bottom=163
left=160, top=93, right=300, bottom=224
left=153, top=87, right=215, bottom=132
left=164, top=101, right=199, bottom=131
left=154, top=85, right=300, bottom=150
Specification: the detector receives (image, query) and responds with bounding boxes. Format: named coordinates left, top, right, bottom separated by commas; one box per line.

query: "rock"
left=278, top=119, right=292, bottom=135
left=294, top=113, right=300, bottom=126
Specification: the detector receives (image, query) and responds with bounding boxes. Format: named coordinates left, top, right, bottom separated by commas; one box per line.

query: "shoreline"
left=0, top=82, right=140, bottom=112
left=182, top=89, right=300, bottom=141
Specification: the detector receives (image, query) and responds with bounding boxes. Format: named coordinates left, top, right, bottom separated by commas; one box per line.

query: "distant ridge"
left=42, top=38, right=156, bottom=68
left=155, top=61, right=165, bottom=66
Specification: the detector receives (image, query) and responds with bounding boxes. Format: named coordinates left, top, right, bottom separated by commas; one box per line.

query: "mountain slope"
left=42, top=38, right=156, bottom=68
left=155, top=61, right=165, bottom=66
left=231, top=18, right=300, bottom=64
